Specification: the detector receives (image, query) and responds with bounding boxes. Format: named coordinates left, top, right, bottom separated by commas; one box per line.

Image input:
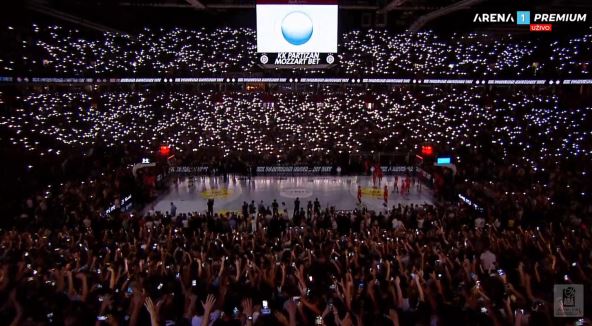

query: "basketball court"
left=150, top=175, right=434, bottom=215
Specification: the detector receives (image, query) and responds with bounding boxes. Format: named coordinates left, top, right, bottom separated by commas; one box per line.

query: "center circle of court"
left=200, top=188, right=234, bottom=199
left=360, top=187, right=385, bottom=198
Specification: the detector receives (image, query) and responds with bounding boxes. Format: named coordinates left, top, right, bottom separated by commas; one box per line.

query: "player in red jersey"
left=357, top=185, right=362, bottom=203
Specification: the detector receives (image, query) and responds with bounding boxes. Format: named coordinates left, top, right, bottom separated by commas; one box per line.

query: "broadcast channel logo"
left=554, top=284, right=583, bottom=317
left=281, top=11, right=313, bottom=46
left=473, top=10, right=586, bottom=32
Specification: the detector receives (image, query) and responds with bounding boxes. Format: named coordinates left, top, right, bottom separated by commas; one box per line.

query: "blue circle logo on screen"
left=281, top=11, right=313, bottom=46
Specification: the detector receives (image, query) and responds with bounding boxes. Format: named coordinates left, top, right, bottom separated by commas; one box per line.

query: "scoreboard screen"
left=256, top=0, right=338, bottom=67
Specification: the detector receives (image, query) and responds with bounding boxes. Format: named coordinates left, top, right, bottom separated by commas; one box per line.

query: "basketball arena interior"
left=0, top=0, right=590, bottom=325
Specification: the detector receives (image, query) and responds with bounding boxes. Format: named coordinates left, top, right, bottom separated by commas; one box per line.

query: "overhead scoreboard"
left=256, top=0, right=338, bottom=68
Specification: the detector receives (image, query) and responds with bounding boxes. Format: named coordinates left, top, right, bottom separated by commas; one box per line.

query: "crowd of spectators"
left=1, top=24, right=591, bottom=78
left=1, top=87, right=590, bottom=166
left=0, top=85, right=590, bottom=325
left=1, top=190, right=591, bottom=326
